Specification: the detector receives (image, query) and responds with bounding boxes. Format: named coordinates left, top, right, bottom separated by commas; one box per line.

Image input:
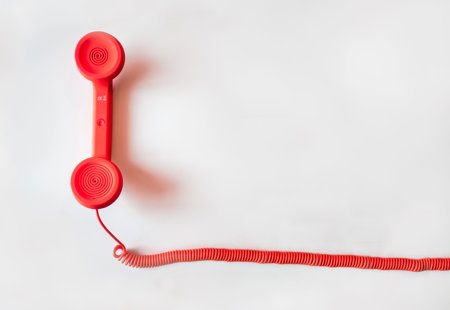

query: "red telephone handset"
left=71, top=32, right=125, bottom=209
left=71, top=32, right=450, bottom=271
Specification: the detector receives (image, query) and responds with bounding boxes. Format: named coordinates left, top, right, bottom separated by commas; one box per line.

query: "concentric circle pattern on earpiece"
left=75, top=31, right=125, bottom=80
left=71, top=157, right=122, bottom=209
left=89, top=47, right=108, bottom=66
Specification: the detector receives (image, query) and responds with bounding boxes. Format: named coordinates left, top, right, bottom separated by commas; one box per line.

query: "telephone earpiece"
left=71, top=32, right=125, bottom=209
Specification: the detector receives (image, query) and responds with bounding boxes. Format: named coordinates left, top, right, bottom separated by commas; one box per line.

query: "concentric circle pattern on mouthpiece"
left=89, top=47, right=108, bottom=66
left=71, top=157, right=123, bottom=209
left=76, top=161, right=113, bottom=199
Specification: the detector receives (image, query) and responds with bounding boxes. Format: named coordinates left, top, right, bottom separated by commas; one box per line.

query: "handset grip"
left=93, top=79, right=113, bottom=159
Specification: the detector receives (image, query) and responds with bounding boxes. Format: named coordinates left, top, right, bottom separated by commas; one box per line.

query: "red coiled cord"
left=96, top=210, right=450, bottom=272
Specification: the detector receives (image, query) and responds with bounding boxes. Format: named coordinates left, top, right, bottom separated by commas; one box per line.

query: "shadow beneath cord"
left=113, top=58, right=176, bottom=206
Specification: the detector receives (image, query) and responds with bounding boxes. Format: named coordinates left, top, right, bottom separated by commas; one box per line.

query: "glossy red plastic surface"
left=72, top=157, right=123, bottom=209
left=71, top=32, right=124, bottom=209
left=75, top=31, right=125, bottom=81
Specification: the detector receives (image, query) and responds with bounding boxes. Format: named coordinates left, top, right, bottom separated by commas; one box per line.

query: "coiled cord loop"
left=112, top=247, right=450, bottom=271
left=96, top=209, right=450, bottom=272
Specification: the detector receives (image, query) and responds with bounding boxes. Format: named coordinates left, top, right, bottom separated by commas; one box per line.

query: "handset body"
left=93, top=79, right=113, bottom=159
left=71, top=32, right=125, bottom=209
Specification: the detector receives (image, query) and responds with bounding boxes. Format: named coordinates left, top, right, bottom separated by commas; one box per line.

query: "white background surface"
left=2, top=0, right=450, bottom=309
